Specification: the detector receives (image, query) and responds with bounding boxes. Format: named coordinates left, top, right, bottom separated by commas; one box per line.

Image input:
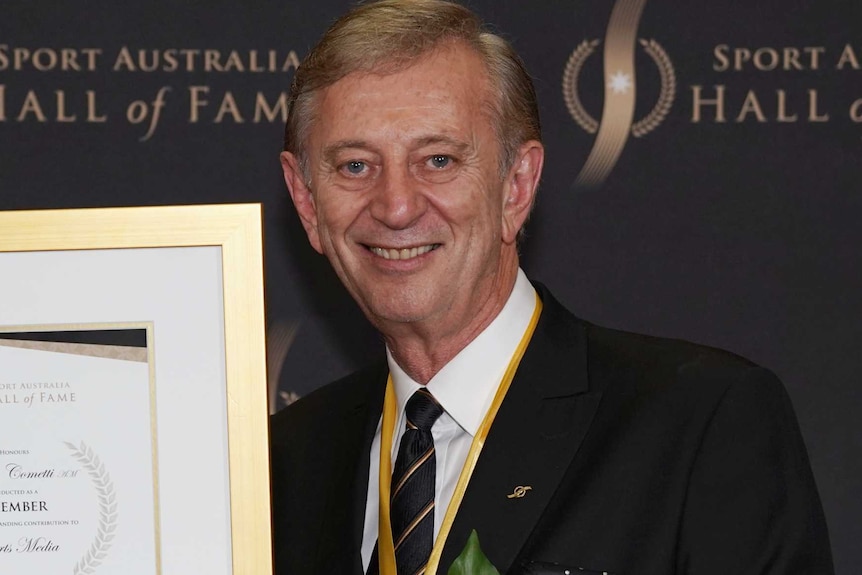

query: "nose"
left=368, top=163, right=427, bottom=230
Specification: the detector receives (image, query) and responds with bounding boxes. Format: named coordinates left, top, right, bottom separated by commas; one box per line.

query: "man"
left=271, top=1, right=833, bottom=573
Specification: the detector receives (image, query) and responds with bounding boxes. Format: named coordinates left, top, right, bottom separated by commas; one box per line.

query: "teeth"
left=370, top=244, right=437, bottom=260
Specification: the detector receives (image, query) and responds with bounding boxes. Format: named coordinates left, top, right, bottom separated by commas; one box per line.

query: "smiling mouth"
left=367, top=244, right=440, bottom=261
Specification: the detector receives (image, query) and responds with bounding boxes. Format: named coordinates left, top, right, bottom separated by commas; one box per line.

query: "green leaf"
left=447, top=530, right=500, bottom=575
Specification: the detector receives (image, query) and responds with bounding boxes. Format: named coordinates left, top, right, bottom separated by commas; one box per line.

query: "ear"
left=501, top=141, right=544, bottom=245
left=281, top=151, right=323, bottom=254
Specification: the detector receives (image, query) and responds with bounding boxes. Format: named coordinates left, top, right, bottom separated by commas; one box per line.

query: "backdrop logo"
left=0, top=45, right=299, bottom=142
left=563, top=0, right=675, bottom=188
left=563, top=39, right=676, bottom=139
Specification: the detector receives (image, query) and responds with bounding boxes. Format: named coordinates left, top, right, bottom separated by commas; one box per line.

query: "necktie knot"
left=405, top=388, right=444, bottom=432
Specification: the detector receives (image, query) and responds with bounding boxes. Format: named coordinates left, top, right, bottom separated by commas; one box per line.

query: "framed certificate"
left=0, top=204, right=270, bottom=575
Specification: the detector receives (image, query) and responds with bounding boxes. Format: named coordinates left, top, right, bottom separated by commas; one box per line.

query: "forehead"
left=309, top=43, right=494, bottom=148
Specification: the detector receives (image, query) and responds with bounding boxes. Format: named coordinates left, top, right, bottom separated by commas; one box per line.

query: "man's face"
left=283, top=43, right=541, bottom=340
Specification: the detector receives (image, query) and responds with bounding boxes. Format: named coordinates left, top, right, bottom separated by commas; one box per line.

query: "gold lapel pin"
left=507, top=485, right=532, bottom=499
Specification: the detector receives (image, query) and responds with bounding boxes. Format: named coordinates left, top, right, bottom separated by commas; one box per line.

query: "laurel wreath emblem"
left=562, top=38, right=677, bottom=138
left=65, top=441, right=118, bottom=575
left=562, top=39, right=602, bottom=134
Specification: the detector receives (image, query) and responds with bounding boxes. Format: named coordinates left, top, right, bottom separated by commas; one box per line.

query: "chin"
left=368, top=305, right=432, bottom=326
left=363, top=292, right=440, bottom=326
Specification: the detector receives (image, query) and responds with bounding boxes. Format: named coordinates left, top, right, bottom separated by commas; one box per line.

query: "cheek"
left=434, top=171, right=503, bottom=220
left=315, top=194, right=362, bottom=236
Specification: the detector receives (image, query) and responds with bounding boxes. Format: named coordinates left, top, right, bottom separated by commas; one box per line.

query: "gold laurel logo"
left=563, top=38, right=676, bottom=138
left=267, top=320, right=300, bottom=413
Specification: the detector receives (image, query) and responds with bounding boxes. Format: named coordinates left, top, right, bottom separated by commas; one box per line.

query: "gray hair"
left=283, top=0, right=541, bottom=178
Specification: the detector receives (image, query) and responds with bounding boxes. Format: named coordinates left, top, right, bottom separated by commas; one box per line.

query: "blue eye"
left=429, top=155, right=450, bottom=169
left=345, top=161, right=366, bottom=175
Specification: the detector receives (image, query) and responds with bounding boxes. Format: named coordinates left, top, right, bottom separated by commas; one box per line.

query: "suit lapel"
left=313, top=363, right=388, bottom=574
left=440, top=288, right=602, bottom=573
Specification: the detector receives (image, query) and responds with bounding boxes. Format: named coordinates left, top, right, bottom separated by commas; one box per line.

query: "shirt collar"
left=386, top=269, right=537, bottom=436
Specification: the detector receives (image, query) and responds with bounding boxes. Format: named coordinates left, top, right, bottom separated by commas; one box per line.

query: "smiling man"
left=270, top=1, right=832, bottom=574
left=281, top=39, right=539, bottom=385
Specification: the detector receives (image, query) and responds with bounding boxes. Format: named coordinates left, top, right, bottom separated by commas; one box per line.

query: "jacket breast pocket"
left=517, top=561, right=616, bottom=575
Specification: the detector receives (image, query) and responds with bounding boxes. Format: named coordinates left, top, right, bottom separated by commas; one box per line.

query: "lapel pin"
left=507, top=485, right=532, bottom=499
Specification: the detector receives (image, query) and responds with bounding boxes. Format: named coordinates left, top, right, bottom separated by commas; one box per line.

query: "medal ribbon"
left=377, top=292, right=543, bottom=575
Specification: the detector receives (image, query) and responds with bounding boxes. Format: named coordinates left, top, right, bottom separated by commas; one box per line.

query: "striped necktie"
left=375, top=387, right=444, bottom=575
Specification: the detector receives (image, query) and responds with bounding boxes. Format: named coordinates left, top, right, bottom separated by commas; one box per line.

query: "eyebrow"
left=320, top=135, right=473, bottom=165
left=321, top=140, right=372, bottom=166
left=413, top=135, right=472, bottom=155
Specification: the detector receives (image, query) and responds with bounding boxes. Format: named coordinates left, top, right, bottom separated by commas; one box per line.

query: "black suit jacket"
left=270, top=285, right=833, bottom=574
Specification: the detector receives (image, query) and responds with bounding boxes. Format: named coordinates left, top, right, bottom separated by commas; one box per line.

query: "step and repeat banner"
left=1, top=1, right=859, bottom=571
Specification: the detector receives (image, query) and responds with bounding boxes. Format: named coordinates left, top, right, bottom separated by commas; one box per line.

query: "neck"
left=383, top=265, right=519, bottom=384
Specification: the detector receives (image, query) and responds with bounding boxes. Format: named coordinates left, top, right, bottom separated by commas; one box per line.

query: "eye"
left=428, top=155, right=451, bottom=169
left=343, top=160, right=367, bottom=175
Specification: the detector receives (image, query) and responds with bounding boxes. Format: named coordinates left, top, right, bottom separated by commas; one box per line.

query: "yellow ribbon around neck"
left=377, top=292, right=543, bottom=575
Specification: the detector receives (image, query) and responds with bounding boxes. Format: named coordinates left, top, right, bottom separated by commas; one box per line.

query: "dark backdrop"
left=1, top=1, right=858, bottom=571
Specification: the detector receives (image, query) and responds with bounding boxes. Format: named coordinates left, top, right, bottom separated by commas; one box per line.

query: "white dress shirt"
left=361, top=269, right=537, bottom=569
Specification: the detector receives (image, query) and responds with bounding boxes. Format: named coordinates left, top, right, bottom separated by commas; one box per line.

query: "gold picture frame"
left=0, top=204, right=270, bottom=574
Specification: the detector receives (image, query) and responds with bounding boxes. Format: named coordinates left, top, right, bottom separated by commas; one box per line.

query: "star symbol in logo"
left=607, top=71, right=633, bottom=95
